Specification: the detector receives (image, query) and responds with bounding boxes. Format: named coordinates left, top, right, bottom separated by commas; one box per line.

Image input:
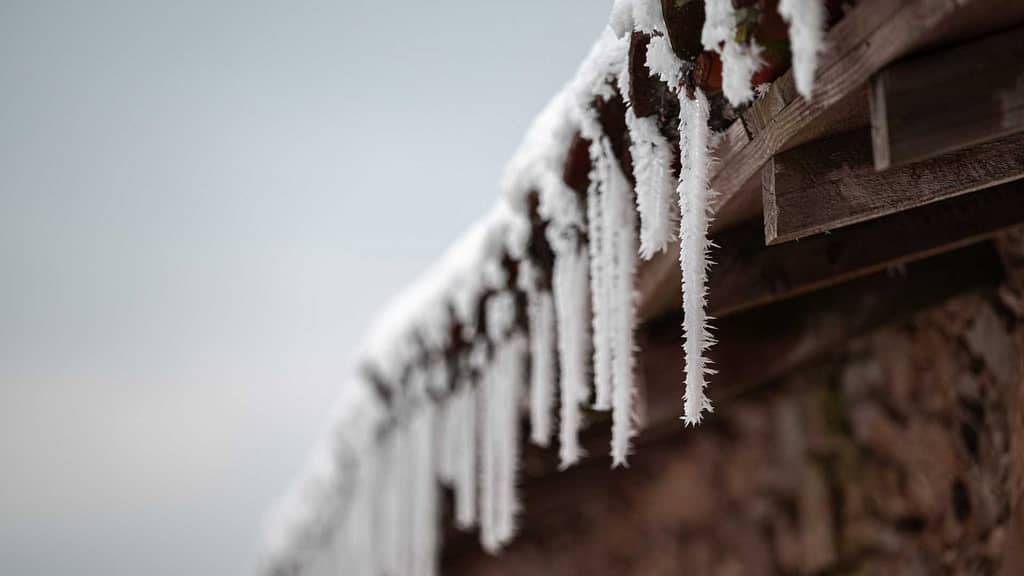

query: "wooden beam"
left=636, top=0, right=1024, bottom=322
left=763, top=129, right=1024, bottom=244
left=638, top=242, right=1006, bottom=433
left=709, top=0, right=1024, bottom=232
left=870, top=24, right=1024, bottom=171
left=714, top=179, right=1024, bottom=316
left=641, top=176, right=1024, bottom=321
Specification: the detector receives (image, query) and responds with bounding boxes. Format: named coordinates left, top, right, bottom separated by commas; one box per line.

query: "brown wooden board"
left=637, top=0, right=1024, bottom=322
left=713, top=179, right=1024, bottom=316
left=870, top=24, right=1024, bottom=170
left=763, top=129, right=1024, bottom=244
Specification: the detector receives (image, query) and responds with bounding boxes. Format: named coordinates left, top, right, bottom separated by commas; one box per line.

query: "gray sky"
left=0, top=1, right=608, bottom=574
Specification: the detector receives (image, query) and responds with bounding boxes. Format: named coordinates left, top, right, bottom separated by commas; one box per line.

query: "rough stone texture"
left=443, top=238, right=1024, bottom=575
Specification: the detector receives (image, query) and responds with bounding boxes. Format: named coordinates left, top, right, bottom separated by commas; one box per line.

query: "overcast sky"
left=0, top=1, right=608, bottom=574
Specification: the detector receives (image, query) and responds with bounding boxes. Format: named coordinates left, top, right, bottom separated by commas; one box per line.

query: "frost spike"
left=678, top=88, right=716, bottom=426
left=586, top=160, right=612, bottom=411
left=627, top=109, right=676, bottom=259
left=527, top=290, right=556, bottom=447
left=605, top=139, right=639, bottom=467
left=454, top=385, right=477, bottom=529
left=411, top=402, right=438, bottom=576
left=553, top=239, right=590, bottom=468
left=779, top=0, right=825, bottom=99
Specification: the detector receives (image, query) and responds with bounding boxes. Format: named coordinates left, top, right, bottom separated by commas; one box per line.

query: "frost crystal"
left=677, top=89, right=717, bottom=426
left=702, top=0, right=763, bottom=105
left=779, top=0, right=825, bottom=98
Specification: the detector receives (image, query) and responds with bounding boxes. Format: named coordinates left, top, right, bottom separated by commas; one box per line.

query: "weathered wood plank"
left=637, top=0, right=1024, bottom=323
left=641, top=174, right=1024, bottom=322
left=870, top=24, right=1024, bottom=170
left=710, top=0, right=1024, bottom=231
left=764, top=129, right=1024, bottom=244
left=713, top=179, right=1024, bottom=316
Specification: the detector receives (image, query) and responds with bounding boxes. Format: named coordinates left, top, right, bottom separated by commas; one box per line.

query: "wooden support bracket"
left=763, top=129, right=1024, bottom=245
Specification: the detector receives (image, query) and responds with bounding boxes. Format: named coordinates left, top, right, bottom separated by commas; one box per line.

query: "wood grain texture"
left=764, top=129, right=1024, bottom=244
left=641, top=179, right=1024, bottom=322
left=713, top=179, right=1024, bottom=316
left=637, top=0, right=1024, bottom=322
left=710, top=0, right=1014, bottom=225
left=870, top=24, right=1024, bottom=170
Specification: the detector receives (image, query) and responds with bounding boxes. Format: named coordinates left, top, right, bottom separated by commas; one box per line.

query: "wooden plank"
left=870, top=24, right=1024, bottom=170
left=445, top=243, right=1007, bottom=553
left=763, top=129, right=1024, bottom=244
left=708, top=0, right=1024, bottom=232
left=713, top=179, right=1024, bottom=316
left=637, top=0, right=1024, bottom=323
left=641, top=175, right=1024, bottom=322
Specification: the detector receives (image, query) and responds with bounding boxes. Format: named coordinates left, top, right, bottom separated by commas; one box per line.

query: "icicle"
left=342, top=448, right=377, bottom=576
left=478, top=351, right=499, bottom=552
left=703, top=0, right=763, bottom=105
left=606, top=146, right=638, bottom=467
left=585, top=123, right=639, bottom=465
left=627, top=110, right=676, bottom=259
left=410, top=402, right=438, bottom=576
left=677, top=89, right=717, bottom=426
left=397, top=419, right=415, bottom=576
left=435, top=393, right=456, bottom=486
left=454, top=384, right=478, bottom=529
left=527, top=289, right=556, bottom=447
left=376, top=430, right=401, bottom=576
left=779, top=0, right=825, bottom=99
left=586, top=158, right=612, bottom=411
left=495, top=332, right=526, bottom=545
left=552, top=238, right=590, bottom=467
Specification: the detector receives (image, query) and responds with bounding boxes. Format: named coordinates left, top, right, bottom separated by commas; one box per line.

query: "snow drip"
left=702, top=0, right=763, bottom=105
left=779, top=0, right=826, bottom=99
left=677, top=89, right=717, bottom=426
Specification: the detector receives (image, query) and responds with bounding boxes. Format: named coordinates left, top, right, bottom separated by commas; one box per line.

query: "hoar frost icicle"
left=480, top=293, right=525, bottom=553
left=410, top=401, right=438, bottom=576
left=678, top=89, right=716, bottom=426
left=454, top=384, right=477, bottom=529
left=627, top=111, right=677, bottom=259
left=779, top=0, right=825, bottom=99
left=519, top=261, right=556, bottom=448
left=588, top=128, right=639, bottom=465
left=629, top=0, right=677, bottom=260
left=586, top=159, right=613, bottom=411
left=702, top=0, right=763, bottom=105
left=552, top=236, right=590, bottom=468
